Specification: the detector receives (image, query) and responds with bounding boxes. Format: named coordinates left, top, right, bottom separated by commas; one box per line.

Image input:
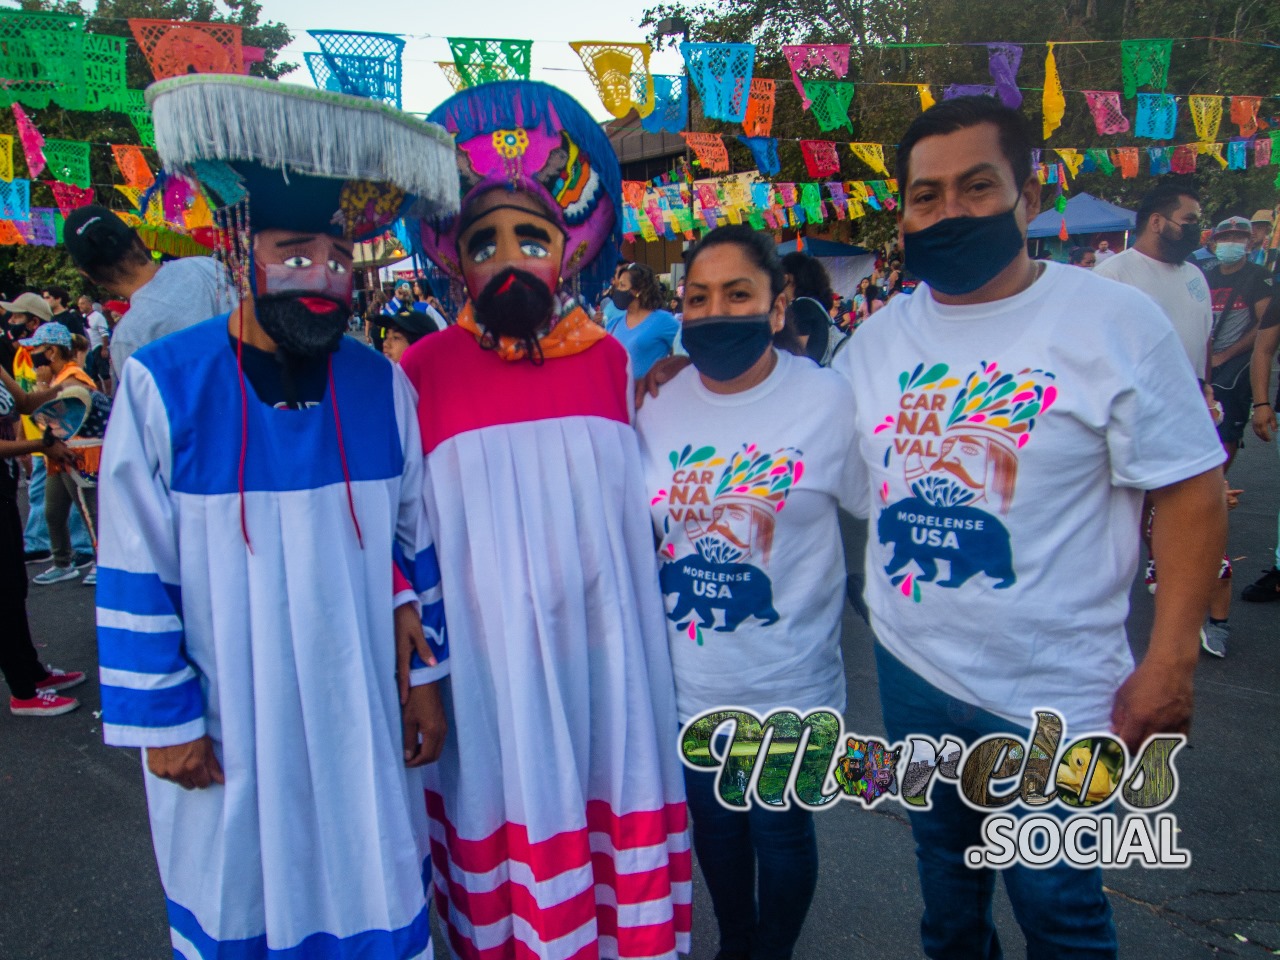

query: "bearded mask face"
left=252, top=229, right=354, bottom=361
left=458, top=191, right=566, bottom=349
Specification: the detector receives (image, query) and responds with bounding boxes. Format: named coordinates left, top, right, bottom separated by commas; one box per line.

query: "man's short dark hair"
left=62, top=204, right=152, bottom=285
left=1135, top=179, right=1200, bottom=235
left=896, top=96, right=1034, bottom=200
left=42, top=285, right=70, bottom=307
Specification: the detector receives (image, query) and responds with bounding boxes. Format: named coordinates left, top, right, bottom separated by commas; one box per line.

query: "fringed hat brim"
left=147, top=74, right=460, bottom=219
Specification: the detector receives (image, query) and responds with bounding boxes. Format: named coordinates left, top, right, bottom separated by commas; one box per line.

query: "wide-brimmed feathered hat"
left=147, top=74, right=460, bottom=239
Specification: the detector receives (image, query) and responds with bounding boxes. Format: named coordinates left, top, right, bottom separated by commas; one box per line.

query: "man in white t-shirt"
left=77, top=295, right=110, bottom=351
left=1094, top=182, right=1235, bottom=656
left=835, top=96, right=1227, bottom=959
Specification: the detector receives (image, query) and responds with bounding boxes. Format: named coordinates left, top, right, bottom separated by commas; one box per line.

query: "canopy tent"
left=776, top=237, right=876, bottom=297
left=1027, top=192, right=1136, bottom=239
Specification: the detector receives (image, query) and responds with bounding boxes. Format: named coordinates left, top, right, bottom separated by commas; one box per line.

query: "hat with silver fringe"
left=146, top=74, right=460, bottom=240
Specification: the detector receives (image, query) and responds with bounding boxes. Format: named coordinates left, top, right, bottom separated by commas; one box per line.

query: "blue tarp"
left=775, top=237, right=872, bottom=256
left=1027, top=192, right=1136, bottom=239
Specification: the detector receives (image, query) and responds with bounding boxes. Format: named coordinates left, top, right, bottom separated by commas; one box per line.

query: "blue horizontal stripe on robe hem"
left=100, top=677, right=203, bottom=729
left=164, top=874, right=432, bottom=960
left=97, top=567, right=183, bottom=618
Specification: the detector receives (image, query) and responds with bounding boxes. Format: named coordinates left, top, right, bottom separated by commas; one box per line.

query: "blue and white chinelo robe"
left=95, top=318, right=447, bottom=960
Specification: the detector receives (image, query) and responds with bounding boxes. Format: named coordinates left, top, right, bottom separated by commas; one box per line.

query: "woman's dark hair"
left=1068, top=246, right=1092, bottom=265
left=857, top=277, right=872, bottom=293
left=684, top=224, right=787, bottom=302
left=683, top=225, right=800, bottom=355
left=781, top=252, right=834, bottom=306
left=623, top=263, right=666, bottom=311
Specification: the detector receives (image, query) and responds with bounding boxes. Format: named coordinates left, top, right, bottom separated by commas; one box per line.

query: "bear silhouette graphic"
left=660, top=555, right=780, bottom=632
left=877, top=496, right=1016, bottom=589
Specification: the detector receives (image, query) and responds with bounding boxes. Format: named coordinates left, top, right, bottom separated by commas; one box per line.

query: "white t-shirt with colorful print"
left=637, top=350, right=866, bottom=723
left=834, top=261, right=1225, bottom=732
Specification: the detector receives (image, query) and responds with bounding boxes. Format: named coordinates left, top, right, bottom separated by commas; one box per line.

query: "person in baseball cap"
left=17, top=321, right=72, bottom=351
left=1249, top=209, right=1274, bottom=266
left=2, top=291, right=52, bottom=343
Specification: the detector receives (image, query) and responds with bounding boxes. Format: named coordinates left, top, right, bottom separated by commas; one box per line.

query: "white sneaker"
left=32, top=565, right=80, bottom=585
left=81, top=563, right=97, bottom=586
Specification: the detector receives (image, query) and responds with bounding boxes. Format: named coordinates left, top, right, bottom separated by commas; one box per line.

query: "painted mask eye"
left=326, top=259, right=348, bottom=273
left=470, top=243, right=496, bottom=264
left=283, top=255, right=313, bottom=268
left=519, top=240, right=550, bottom=259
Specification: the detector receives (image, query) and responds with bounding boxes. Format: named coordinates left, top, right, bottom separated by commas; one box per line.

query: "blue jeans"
left=875, top=642, right=1118, bottom=960
left=684, top=756, right=818, bottom=960
left=23, top=458, right=91, bottom=556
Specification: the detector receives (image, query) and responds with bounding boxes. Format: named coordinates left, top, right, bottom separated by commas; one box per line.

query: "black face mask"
left=903, top=204, right=1026, bottom=296
left=255, top=295, right=348, bottom=361
left=681, top=313, right=775, bottom=382
left=32, top=352, right=51, bottom=369
left=474, top=267, right=555, bottom=356
left=609, top=289, right=634, bottom=311
left=1156, top=221, right=1201, bottom=264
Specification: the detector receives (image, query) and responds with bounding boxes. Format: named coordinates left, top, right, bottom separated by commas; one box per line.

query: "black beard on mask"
left=255, top=295, right=347, bottom=361
left=473, top=267, right=555, bottom=361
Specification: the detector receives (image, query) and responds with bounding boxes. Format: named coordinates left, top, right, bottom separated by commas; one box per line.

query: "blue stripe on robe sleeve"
left=100, top=677, right=204, bottom=730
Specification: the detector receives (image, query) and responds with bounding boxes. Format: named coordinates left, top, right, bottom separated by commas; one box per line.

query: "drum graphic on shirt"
left=873, top=361, right=1057, bottom=601
left=653, top=443, right=802, bottom=644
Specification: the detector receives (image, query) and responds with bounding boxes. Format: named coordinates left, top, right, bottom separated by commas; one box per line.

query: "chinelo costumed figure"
left=95, top=74, right=459, bottom=960
left=405, top=79, right=692, bottom=960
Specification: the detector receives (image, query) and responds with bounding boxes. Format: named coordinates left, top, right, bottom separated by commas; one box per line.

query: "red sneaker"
left=34, top=666, right=86, bottom=693
left=10, top=690, right=80, bottom=716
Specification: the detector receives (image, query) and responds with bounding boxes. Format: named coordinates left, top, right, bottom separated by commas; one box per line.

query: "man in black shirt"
left=40, top=285, right=85, bottom=337
left=1204, top=217, right=1273, bottom=467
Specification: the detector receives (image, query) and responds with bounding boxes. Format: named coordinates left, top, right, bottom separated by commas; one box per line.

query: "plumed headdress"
left=418, top=80, right=620, bottom=300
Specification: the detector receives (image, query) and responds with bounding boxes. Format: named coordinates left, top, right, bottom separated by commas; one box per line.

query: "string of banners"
left=622, top=131, right=1280, bottom=243
left=0, top=9, right=1276, bottom=247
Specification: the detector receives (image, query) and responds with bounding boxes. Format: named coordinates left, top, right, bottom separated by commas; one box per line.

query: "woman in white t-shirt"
left=635, top=225, right=865, bottom=960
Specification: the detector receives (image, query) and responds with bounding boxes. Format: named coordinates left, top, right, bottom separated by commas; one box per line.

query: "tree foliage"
left=642, top=0, right=1280, bottom=248
left=0, top=0, right=292, bottom=296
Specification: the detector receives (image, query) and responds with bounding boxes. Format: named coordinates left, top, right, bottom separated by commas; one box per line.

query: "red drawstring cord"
left=328, top=356, right=364, bottom=549
left=236, top=307, right=254, bottom=552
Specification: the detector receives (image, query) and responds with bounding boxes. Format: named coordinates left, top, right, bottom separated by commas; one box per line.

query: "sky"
left=260, top=0, right=689, bottom=121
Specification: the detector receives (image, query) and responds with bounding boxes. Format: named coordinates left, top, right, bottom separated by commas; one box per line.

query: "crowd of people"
left=0, top=76, right=1274, bottom=960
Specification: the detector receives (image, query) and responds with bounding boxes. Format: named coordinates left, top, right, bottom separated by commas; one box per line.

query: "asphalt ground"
left=2, top=420, right=1277, bottom=959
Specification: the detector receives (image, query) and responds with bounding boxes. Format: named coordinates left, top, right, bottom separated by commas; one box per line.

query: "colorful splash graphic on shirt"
left=874, top=361, right=1057, bottom=602
left=653, top=443, right=803, bottom=643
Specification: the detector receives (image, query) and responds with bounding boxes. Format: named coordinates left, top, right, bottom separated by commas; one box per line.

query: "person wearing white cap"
left=2, top=293, right=94, bottom=567
left=1206, top=215, right=1274, bottom=469
left=19, top=322, right=103, bottom=586
left=1249, top=209, right=1275, bottom=267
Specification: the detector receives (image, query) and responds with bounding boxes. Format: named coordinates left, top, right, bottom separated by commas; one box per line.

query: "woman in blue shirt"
left=605, top=263, right=680, bottom=378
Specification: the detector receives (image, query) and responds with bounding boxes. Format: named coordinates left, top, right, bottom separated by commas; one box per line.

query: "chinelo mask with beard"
left=457, top=195, right=567, bottom=361
left=251, top=230, right=355, bottom=361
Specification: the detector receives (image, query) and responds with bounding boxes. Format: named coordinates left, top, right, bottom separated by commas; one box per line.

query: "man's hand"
left=402, top=681, right=447, bottom=767
left=1252, top=403, right=1276, bottom=441
left=1226, top=486, right=1243, bottom=510
left=634, top=355, right=692, bottom=410
left=1111, top=655, right=1195, bottom=755
left=146, top=736, right=224, bottom=790
left=395, top=602, right=435, bottom=706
